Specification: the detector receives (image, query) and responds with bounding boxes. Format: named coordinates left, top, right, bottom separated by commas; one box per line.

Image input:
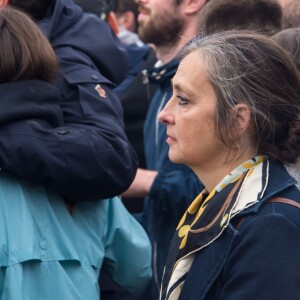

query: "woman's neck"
left=193, top=151, right=257, bottom=193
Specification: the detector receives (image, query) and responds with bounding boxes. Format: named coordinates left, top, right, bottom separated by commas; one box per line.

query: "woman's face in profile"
left=159, top=51, right=226, bottom=172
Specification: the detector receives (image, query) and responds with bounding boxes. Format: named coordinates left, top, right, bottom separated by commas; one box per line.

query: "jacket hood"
left=145, top=58, right=179, bottom=86
left=0, top=80, right=63, bottom=127
left=38, top=0, right=128, bottom=85
left=126, top=44, right=154, bottom=75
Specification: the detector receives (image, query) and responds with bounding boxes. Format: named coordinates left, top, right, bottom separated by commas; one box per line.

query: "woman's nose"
left=158, top=100, right=174, bottom=125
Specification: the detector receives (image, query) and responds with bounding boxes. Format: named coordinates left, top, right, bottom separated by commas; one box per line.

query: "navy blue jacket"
left=179, top=161, right=300, bottom=300
left=141, top=58, right=203, bottom=297
left=0, top=0, right=138, bottom=201
left=115, top=44, right=157, bottom=172
left=115, top=44, right=157, bottom=214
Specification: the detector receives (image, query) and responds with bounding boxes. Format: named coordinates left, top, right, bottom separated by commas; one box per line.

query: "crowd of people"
left=0, top=0, right=299, bottom=299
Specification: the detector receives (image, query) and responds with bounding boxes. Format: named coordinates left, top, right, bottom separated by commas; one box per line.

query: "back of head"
left=8, top=0, right=54, bottom=20
left=179, top=31, right=300, bottom=164
left=281, top=0, right=300, bottom=29
left=198, top=0, right=282, bottom=36
left=0, top=6, right=58, bottom=83
left=273, top=28, right=300, bottom=71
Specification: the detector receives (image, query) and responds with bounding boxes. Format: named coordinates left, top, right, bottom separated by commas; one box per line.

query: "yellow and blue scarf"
left=160, top=155, right=268, bottom=300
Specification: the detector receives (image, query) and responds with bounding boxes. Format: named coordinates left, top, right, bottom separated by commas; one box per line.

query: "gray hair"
left=178, top=31, right=300, bottom=164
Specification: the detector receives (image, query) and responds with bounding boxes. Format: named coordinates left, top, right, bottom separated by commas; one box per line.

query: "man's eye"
left=177, top=96, right=189, bottom=105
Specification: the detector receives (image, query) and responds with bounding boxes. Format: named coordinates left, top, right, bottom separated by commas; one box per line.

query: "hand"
left=122, top=168, right=158, bottom=198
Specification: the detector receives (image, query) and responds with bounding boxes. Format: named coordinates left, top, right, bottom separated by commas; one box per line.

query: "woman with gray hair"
left=158, top=31, right=300, bottom=300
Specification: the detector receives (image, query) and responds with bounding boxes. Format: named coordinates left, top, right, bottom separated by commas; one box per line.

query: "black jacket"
left=0, top=0, right=138, bottom=201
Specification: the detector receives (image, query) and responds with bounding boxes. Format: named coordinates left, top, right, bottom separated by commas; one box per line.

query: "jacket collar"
left=144, top=58, right=179, bottom=85
left=240, top=160, right=297, bottom=215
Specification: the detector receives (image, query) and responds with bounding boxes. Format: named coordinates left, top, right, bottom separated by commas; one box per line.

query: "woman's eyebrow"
left=172, top=80, right=196, bottom=97
left=171, top=79, right=182, bottom=91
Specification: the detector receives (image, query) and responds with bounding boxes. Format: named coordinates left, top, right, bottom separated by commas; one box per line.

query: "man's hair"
left=273, top=28, right=300, bottom=71
left=179, top=31, right=300, bottom=164
left=282, top=0, right=300, bottom=29
left=198, top=0, right=282, bottom=36
left=9, top=0, right=53, bottom=20
left=0, top=6, right=58, bottom=83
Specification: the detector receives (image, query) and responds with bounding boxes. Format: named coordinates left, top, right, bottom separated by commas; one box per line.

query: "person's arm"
left=57, top=69, right=139, bottom=201
left=0, top=13, right=137, bottom=202
left=102, top=197, right=152, bottom=296
left=123, top=166, right=203, bottom=218
left=221, top=214, right=300, bottom=299
left=0, top=118, right=137, bottom=202
left=122, top=168, right=158, bottom=198
left=0, top=77, right=138, bottom=202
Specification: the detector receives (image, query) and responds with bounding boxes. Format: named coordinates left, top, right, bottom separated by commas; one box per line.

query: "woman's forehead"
left=175, top=52, right=208, bottom=84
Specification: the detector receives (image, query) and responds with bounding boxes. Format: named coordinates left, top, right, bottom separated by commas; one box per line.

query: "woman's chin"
left=168, top=151, right=184, bottom=165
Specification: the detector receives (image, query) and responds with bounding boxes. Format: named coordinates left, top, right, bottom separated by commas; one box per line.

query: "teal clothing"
left=0, top=173, right=152, bottom=299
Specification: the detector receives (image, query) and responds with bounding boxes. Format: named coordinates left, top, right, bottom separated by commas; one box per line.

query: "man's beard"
left=138, top=9, right=185, bottom=48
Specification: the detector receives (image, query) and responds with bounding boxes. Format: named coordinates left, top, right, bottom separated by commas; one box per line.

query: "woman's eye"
left=177, top=95, right=189, bottom=105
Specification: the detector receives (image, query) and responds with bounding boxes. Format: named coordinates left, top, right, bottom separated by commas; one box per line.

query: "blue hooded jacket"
left=0, top=0, right=138, bottom=202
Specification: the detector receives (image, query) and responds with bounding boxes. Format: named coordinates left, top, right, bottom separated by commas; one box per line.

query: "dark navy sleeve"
left=149, top=169, right=203, bottom=219
left=0, top=66, right=138, bottom=202
left=0, top=8, right=137, bottom=201
left=52, top=42, right=138, bottom=200
left=0, top=110, right=137, bottom=202
left=221, top=213, right=300, bottom=299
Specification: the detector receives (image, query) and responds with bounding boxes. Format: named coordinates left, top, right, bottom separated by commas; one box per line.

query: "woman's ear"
left=232, top=103, right=252, bottom=136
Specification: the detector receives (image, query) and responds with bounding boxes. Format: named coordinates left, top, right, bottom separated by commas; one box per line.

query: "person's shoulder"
left=236, top=193, right=300, bottom=235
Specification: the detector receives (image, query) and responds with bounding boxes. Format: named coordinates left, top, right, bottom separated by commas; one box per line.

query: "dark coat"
left=115, top=44, right=157, bottom=213
left=0, top=0, right=138, bottom=202
left=115, top=44, right=157, bottom=171
left=178, top=161, right=300, bottom=300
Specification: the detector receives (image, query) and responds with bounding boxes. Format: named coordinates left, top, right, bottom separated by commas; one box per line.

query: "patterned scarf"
left=160, top=155, right=268, bottom=300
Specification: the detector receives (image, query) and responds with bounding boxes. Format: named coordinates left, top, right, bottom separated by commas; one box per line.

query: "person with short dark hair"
left=0, top=0, right=138, bottom=202
left=0, top=6, right=151, bottom=299
left=159, top=30, right=300, bottom=300
left=198, top=0, right=282, bottom=36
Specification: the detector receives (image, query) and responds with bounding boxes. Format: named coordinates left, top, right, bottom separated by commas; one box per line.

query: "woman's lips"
left=166, top=135, right=176, bottom=144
